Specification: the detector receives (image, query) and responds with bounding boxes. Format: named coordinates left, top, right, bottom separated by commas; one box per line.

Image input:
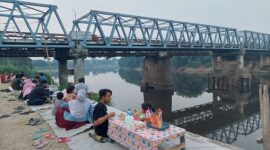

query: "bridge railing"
left=238, top=30, right=270, bottom=50
left=0, top=0, right=70, bottom=48
left=72, top=10, right=240, bottom=50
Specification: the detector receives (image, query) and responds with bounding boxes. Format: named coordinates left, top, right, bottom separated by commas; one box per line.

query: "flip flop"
left=44, top=133, right=55, bottom=140
left=26, top=118, right=35, bottom=125
left=35, top=139, right=49, bottom=149
left=26, top=118, right=43, bottom=126
left=32, top=138, right=42, bottom=146
left=36, top=128, right=48, bottom=133
left=94, top=135, right=107, bottom=143
left=19, top=110, right=35, bottom=115
left=8, top=98, right=16, bottom=101
left=58, top=137, right=71, bottom=143
left=0, top=114, right=10, bottom=119
left=28, top=119, right=44, bottom=126
left=32, top=134, right=42, bottom=140
left=14, top=106, right=25, bottom=111
left=12, top=110, right=23, bottom=114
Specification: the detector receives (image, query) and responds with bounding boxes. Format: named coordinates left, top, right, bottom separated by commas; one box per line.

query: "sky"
left=22, top=0, right=270, bottom=33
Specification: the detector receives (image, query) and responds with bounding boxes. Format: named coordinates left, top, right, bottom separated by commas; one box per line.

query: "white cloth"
left=68, top=89, right=91, bottom=118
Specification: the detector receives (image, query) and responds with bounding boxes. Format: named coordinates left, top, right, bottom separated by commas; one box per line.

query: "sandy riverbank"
left=0, top=83, right=69, bottom=150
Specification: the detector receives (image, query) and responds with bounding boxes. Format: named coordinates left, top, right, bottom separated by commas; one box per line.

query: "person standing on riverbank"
left=75, top=78, right=88, bottom=93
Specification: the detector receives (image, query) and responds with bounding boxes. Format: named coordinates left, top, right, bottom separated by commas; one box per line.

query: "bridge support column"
left=212, top=51, right=244, bottom=72
left=58, top=59, right=68, bottom=88
left=260, top=55, right=270, bottom=68
left=140, top=53, right=174, bottom=122
left=73, top=58, right=84, bottom=84
left=259, top=84, right=270, bottom=149
left=141, top=53, right=173, bottom=90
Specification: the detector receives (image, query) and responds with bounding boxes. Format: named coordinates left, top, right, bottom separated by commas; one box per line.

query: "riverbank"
left=0, top=83, right=69, bottom=150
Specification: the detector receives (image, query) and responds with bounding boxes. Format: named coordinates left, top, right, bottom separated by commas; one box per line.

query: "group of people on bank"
left=51, top=78, right=115, bottom=142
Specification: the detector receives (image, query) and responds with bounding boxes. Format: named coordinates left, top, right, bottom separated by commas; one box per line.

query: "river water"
left=49, top=68, right=262, bottom=150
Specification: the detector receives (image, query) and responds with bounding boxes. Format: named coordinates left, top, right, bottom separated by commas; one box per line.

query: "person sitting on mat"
left=92, top=89, right=115, bottom=142
left=27, top=80, right=50, bottom=106
left=52, top=92, right=65, bottom=116
left=62, top=89, right=93, bottom=122
left=65, top=84, right=77, bottom=102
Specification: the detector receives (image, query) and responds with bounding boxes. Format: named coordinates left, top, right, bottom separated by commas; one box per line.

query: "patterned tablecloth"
left=108, top=118, right=186, bottom=150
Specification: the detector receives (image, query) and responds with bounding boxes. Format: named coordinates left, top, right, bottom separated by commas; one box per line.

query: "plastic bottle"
left=125, top=108, right=133, bottom=127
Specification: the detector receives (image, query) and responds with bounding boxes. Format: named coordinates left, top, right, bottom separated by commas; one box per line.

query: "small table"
left=108, top=118, right=186, bottom=150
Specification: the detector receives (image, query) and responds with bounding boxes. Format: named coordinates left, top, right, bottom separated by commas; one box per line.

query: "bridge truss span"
left=72, top=10, right=241, bottom=51
left=0, top=0, right=70, bottom=49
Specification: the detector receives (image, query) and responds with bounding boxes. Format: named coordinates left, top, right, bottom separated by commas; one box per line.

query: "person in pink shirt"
left=22, top=79, right=37, bottom=100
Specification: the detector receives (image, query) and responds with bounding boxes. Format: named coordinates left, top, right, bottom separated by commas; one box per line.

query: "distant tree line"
left=118, top=56, right=212, bottom=68
left=0, top=57, right=36, bottom=76
left=32, top=58, right=119, bottom=69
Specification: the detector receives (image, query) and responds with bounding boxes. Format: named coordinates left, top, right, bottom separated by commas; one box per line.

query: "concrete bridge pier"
left=211, top=51, right=244, bottom=72
left=58, top=59, right=68, bottom=87
left=55, top=50, right=71, bottom=88
left=259, top=84, right=270, bottom=149
left=140, top=53, right=174, bottom=121
left=73, top=57, right=85, bottom=84
left=70, top=46, right=88, bottom=84
left=141, top=53, right=173, bottom=90
left=260, top=55, right=270, bottom=68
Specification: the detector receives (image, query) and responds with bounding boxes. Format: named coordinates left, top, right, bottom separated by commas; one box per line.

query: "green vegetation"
left=118, top=57, right=143, bottom=68
left=118, top=56, right=212, bottom=68
left=172, top=73, right=208, bottom=98
left=171, top=56, right=212, bottom=68
left=32, top=58, right=119, bottom=69
left=118, top=69, right=208, bottom=98
left=0, top=57, right=36, bottom=76
left=0, top=57, right=55, bottom=84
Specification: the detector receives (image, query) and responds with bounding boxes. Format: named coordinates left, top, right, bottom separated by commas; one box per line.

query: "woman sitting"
left=55, top=89, right=93, bottom=130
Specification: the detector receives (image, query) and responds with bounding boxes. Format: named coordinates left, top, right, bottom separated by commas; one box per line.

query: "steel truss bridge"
left=0, top=0, right=270, bottom=57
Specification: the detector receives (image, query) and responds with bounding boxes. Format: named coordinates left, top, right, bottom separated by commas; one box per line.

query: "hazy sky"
left=23, top=0, right=270, bottom=33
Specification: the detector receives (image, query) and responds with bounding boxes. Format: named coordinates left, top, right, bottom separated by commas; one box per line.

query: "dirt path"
left=0, top=83, right=69, bottom=150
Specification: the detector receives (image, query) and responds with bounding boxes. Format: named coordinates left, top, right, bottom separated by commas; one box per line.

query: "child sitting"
left=52, top=92, right=66, bottom=116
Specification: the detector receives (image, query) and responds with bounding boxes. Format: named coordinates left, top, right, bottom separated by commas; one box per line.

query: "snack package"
left=145, top=108, right=152, bottom=123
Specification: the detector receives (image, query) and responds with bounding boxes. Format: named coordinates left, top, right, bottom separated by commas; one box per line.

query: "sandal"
left=36, top=128, right=48, bottom=133
left=44, top=133, right=55, bottom=140
left=26, top=118, right=43, bottom=126
left=35, top=139, right=49, bottom=149
left=0, top=114, right=10, bottom=119
left=19, top=110, right=35, bottom=115
left=58, top=137, right=71, bottom=143
left=94, top=135, right=107, bottom=143
left=14, top=106, right=25, bottom=111
left=12, top=110, right=23, bottom=114
left=32, top=134, right=42, bottom=140
left=32, top=138, right=42, bottom=146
